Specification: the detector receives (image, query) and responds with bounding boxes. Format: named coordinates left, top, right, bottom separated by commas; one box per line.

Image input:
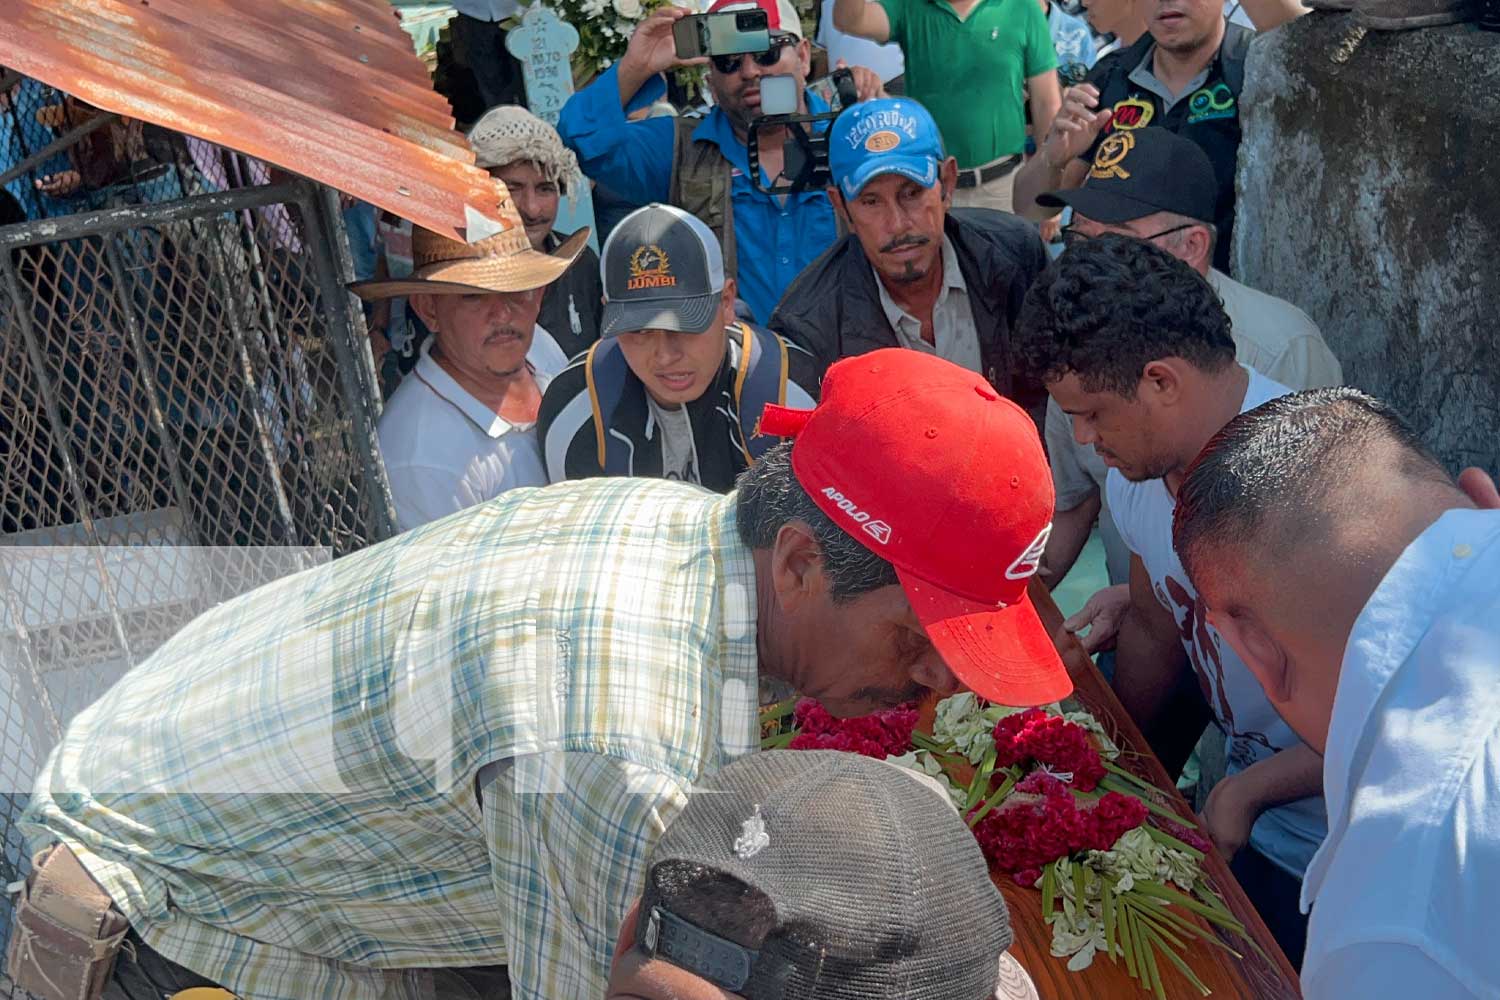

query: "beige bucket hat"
left=348, top=222, right=589, bottom=300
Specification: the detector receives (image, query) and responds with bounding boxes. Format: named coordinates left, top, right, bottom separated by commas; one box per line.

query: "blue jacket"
left=557, top=66, right=840, bottom=324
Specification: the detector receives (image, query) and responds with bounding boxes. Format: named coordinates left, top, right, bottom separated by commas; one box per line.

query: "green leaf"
left=1102, top=879, right=1117, bottom=963
left=967, top=770, right=1017, bottom=827
left=1043, top=862, right=1057, bottom=923
left=1139, top=921, right=1213, bottom=997
left=1119, top=900, right=1138, bottom=981
left=1140, top=923, right=1167, bottom=1000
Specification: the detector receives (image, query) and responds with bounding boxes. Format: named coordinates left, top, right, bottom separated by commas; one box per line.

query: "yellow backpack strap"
left=732, top=323, right=791, bottom=465
left=583, top=339, right=608, bottom=469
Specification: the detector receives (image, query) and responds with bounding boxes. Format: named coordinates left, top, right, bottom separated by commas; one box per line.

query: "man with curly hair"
left=1013, top=234, right=1326, bottom=967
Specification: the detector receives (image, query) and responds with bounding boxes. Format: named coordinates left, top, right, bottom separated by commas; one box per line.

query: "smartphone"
left=760, top=75, right=798, bottom=116
left=672, top=9, right=771, bottom=59
left=805, top=68, right=856, bottom=113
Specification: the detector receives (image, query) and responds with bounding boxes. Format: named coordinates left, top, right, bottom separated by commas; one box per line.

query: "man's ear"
left=827, top=187, right=849, bottom=227
left=796, top=38, right=813, bottom=78
left=770, top=520, right=828, bottom=613
left=1183, top=224, right=1214, bottom=272
left=719, top=278, right=739, bottom=327
left=409, top=292, right=441, bottom=332
left=938, top=157, right=959, bottom=206
left=1138, top=359, right=1185, bottom=407
left=1210, top=610, right=1293, bottom=703
left=1459, top=467, right=1500, bottom=510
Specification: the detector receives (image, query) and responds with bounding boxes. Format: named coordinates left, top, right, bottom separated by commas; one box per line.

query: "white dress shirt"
left=378, top=327, right=567, bottom=532
left=1300, top=507, right=1500, bottom=1000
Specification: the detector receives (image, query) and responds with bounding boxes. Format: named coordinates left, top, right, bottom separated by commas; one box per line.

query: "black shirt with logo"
left=1082, top=23, right=1252, bottom=273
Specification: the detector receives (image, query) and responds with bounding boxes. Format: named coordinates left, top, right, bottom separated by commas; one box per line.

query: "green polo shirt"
left=879, top=0, right=1056, bottom=168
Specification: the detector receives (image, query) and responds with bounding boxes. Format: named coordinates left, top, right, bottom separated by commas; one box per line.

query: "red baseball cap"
left=707, top=0, right=805, bottom=38
left=759, top=350, right=1072, bottom=707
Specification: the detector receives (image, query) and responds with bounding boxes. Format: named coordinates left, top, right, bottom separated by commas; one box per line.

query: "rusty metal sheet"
left=0, top=0, right=516, bottom=242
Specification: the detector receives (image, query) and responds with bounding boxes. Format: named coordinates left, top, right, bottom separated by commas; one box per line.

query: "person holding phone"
left=557, top=0, right=885, bottom=325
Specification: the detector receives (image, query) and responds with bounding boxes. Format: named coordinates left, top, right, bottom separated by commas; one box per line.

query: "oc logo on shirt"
left=1186, top=83, right=1236, bottom=124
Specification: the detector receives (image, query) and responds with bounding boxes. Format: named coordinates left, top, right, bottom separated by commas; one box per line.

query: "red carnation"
left=786, top=699, right=918, bottom=760
left=991, top=709, right=1106, bottom=791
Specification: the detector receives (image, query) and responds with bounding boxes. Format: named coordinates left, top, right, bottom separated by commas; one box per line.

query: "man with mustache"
left=771, top=98, right=1050, bottom=429
left=557, top=0, right=885, bottom=325
left=354, top=222, right=585, bottom=531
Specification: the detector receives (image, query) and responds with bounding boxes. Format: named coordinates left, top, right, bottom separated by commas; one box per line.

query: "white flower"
left=613, top=0, right=642, bottom=17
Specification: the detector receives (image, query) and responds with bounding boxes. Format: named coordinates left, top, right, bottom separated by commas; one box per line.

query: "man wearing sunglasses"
left=558, top=0, right=885, bottom=326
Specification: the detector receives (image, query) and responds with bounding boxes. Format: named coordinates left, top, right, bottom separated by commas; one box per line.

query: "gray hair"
left=735, top=443, right=899, bottom=602
left=1172, top=387, right=1449, bottom=590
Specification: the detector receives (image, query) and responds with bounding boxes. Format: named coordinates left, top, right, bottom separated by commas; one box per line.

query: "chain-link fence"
left=0, top=77, right=398, bottom=989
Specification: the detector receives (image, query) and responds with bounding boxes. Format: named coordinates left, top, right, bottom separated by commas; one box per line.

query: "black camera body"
left=745, top=69, right=861, bottom=196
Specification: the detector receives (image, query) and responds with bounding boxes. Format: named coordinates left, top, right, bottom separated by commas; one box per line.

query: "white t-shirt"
left=817, top=3, right=906, bottom=83
left=378, top=327, right=567, bottom=532
left=1299, top=508, right=1500, bottom=1000
left=1106, top=368, right=1327, bottom=877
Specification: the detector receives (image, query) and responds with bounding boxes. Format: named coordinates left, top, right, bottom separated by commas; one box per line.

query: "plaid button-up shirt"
left=22, top=479, right=761, bottom=999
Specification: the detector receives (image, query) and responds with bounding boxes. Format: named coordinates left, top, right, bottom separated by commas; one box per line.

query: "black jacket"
left=768, top=208, right=1049, bottom=426
left=537, top=230, right=604, bottom=360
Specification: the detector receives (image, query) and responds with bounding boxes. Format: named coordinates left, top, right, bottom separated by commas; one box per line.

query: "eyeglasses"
left=710, top=36, right=797, bottom=75
left=1061, top=221, right=1198, bottom=249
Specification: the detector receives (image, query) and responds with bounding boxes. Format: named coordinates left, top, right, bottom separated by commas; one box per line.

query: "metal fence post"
left=299, top=182, right=398, bottom=541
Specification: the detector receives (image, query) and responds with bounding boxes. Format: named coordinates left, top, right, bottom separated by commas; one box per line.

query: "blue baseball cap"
left=828, top=98, right=945, bottom=200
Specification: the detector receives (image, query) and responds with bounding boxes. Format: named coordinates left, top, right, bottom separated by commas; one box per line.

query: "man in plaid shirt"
left=19, top=351, right=1071, bottom=1000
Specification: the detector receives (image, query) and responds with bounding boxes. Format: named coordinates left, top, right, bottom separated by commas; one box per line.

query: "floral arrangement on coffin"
left=761, top=694, right=1266, bottom=999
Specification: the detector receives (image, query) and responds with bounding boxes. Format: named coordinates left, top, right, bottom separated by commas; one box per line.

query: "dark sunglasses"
left=710, top=36, right=797, bottom=75
left=1060, top=221, right=1197, bottom=249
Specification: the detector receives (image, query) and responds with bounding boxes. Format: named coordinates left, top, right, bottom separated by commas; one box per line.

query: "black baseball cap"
left=600, top=203, right=726, bottom=337
left=1039, top=126, right=1217, bottom=225
left=635, top=750, right=1037, bottom=1000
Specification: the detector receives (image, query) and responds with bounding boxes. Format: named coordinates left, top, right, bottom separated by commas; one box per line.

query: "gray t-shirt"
left=648, top=397, right=700, bottom=485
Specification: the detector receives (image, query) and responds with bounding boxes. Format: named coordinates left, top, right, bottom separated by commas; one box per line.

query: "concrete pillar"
left=1233, top=15, right=1499, bottom=474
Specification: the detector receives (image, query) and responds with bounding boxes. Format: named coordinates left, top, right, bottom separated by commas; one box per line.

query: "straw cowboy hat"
left=348, top=221, right=589, bottom=300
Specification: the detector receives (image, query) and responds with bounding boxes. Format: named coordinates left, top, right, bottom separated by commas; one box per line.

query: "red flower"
left=969, top=787, right=1147, bottom=874
left=991, top=709, right=1106, bottom=791
left=1156, top=818, right=1213, bottom=854
left=786, top=699, right=918, bottom=760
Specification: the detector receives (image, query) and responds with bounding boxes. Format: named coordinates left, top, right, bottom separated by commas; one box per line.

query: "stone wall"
left=1233, top=14, right=1499, bottom=475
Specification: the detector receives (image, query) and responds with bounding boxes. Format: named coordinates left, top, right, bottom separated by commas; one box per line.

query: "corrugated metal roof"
left=0, top=0, right=514, bottom=242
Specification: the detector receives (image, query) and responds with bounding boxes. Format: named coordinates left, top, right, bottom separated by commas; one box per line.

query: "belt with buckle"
left=955, top=155, right=1023, bottom=190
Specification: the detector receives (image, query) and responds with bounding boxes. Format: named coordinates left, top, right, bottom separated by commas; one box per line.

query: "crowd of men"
left=7, top=0, right=1498, bottom=997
